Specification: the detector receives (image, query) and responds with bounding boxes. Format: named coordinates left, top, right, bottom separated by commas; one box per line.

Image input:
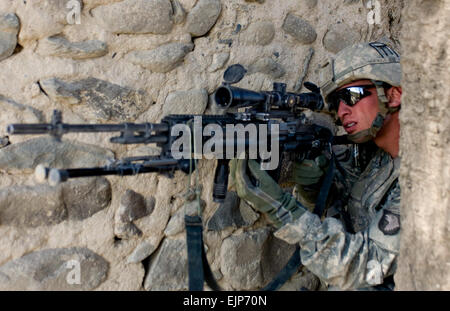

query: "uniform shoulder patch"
left=378, top=209, right=400, bottom=235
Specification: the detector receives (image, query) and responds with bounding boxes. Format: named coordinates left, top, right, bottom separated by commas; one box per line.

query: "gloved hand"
left=292, top=155, right=329, bottom=186
left=230, top=159, right=306, bottom=228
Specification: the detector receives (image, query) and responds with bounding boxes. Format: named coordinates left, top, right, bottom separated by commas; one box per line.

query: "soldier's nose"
left=337, top=100, right=351, bottom=119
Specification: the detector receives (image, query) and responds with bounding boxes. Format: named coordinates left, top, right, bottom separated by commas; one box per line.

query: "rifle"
left=6, top=64, right=351, bottom=291
left=6, top=64, right=345, bottom=203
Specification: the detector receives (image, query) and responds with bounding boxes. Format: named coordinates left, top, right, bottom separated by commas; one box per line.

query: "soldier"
left=230, top=42, right=402, bottom=290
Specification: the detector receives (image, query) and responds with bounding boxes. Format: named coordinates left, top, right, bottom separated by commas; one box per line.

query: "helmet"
left=318, top=42, right=402, bottom=143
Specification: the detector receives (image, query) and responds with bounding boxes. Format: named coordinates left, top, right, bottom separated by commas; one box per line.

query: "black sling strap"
left=313, top=153, right=336, bottom=217
left=185, top=215, right=222, bottom=291
left=185, top=215, right=205, bottom=290
left=261, top=245, right=301, bottom=291
left=185, top=214, right=301, bottom=291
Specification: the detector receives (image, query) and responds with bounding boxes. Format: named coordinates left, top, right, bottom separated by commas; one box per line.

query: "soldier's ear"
left=386, top=86, right=402, bottom=108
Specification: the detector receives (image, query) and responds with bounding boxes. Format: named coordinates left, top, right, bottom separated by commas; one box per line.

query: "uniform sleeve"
left=274, top=183, right=401, bottom=290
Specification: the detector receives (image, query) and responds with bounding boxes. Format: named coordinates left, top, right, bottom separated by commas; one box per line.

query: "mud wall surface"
left=396, top=0, right=449, bottom=291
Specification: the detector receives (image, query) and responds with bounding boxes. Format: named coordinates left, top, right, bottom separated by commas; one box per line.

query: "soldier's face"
left=335, top=80, right=379, bottom=135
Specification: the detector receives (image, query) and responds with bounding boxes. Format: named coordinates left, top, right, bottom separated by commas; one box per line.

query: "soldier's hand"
left=230, top=159, right=306, bottom=228
left=292, top=155, right=329, bottom=186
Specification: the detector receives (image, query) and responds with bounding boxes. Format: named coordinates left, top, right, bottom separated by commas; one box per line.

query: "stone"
left=171, top=0, right=187, bottom=24
left=0, top=136, right=114, bottom=171
left=208, top=52, right=230, bottom=72
left=304, top=0, right=318, bottom=9
left=126, top=42, right=194, bottom=73
left=282, top=13, right=317, bottom=44
left=137, top=175, right=186, bottom=257
left=0, top=184, right=66, bottom=227
left=0, top=177, right=111, bottom=227
left=238, top=200, right=260, bottom=227
left=162, top=88, right=208, bottom=116
left=183, top=198, right=207, bottom=217
left=207, top=191, right=259, bottom=231
left=323, top=23, right=359, bottom=54
left=245, top=0, right=265, bottom=3
left=39, top=77, right=150, bottom=122
left=164, top=209, right=185, bottom=236
left=248, top=57, right=286, bottom=79
left=143, top=237, right=188, bottom=290
left=15, top=0, right=67, bottom=44
left=260, top=234, right=298, bottom=286
left=220, top=228, right=297, bottom=290
left=37, top=35, right=108, bottom=60
left=92, top=0, right=174, bottom=34
left=0, top=13, right=19, bottom=62
left=84, top=0, right=123, bottom=10
left=278, top=268, right=321, bottom=291
left=39, top=78, right=83, bottom=106
left=241, top=22, right=275, bottom=46
left=0, top=136, right=9, bottom=148
left=115, top=222, right=143, bottom=239
left=118, top=190, right=151, bottom=222
left=114, top=190, right=153, bottom=239
left=0, top=95, right=43, bottom=137
left=0, top=247, right=109, bottom=290
left=186, top=0, right=222, bottom=37
left=61, top=177, right=112, bottom=221
left=127, top=241, right=157, bottom=263
left=220, top=228, right=270, bottom=289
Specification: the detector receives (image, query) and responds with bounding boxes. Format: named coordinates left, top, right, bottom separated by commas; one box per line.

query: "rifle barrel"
left=7, top=124, right=52, bottom=135
left=7, top=122, right=169, bottom=135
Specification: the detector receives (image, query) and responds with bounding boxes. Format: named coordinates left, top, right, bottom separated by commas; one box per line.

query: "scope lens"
left=214, top=87, right=232, bottom=108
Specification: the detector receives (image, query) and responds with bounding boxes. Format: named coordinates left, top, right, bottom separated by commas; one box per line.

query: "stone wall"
left=395, top=0, right=450, bottom=291
left=0, top=0, right=437, bottom=291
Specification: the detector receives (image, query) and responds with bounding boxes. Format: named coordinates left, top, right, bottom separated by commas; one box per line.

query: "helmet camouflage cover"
left=319, top=41, right=401, bottom=103
left=318, top=42, right=402, bottom=143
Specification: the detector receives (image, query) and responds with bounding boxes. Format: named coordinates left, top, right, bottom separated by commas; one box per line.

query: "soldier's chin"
left=347, top=129, right=374, bottom=143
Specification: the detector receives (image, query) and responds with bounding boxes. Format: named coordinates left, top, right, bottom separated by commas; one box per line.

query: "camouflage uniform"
left=232, top=42, right=402, bottom=290
left=276, top=146, right=400, bottom=290
left=274, top=42, right=402, bottom=290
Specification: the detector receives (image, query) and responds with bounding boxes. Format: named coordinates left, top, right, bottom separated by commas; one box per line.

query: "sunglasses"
left=327, top=85, right=374, bottom=112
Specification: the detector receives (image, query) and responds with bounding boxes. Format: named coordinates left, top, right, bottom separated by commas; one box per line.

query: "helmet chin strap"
left=347, top=80, right=399, bottom=144
left=347, top=113, right=384, bottom=143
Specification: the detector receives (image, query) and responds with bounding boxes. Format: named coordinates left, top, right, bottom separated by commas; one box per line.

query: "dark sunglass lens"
left=328, top=86, right=372, bottom=112
left=345, top=86, right=372, bottom=106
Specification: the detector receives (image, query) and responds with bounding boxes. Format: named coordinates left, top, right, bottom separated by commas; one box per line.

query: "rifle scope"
left=214, top=83, right=324, bottom=112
